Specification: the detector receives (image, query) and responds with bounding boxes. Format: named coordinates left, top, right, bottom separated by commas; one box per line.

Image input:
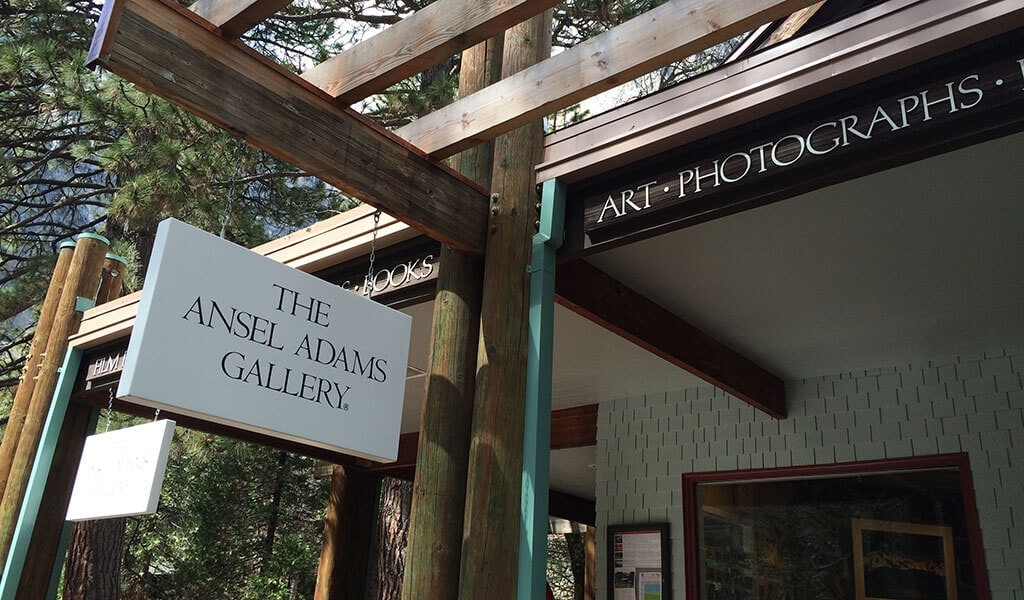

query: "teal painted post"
left=0, top=348, right=82, bottom=599
left=518, top=178, right=567, bottom=600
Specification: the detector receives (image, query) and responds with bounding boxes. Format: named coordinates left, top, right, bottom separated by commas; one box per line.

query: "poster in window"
left=607, top=523, right=671, bottom=600
left=852, top=519, right=957, bottom=600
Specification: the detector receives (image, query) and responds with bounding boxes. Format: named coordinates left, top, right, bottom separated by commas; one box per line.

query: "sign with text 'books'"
left=66, top=420, right=176, bottom=521
left=118, top=219, right=412, bottom=462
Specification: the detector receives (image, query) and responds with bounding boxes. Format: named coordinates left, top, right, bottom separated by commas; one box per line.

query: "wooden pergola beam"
left=556, top=260, right=786, bottom=418
left=397, top=0, right=819, bottom=157
left=301, top=0, right=561, bottom=104
left=87, top=0, right=489, bottom=257
left=357, top=403, right=598, bottom=476
left=190, top=0, right=290, bottom=38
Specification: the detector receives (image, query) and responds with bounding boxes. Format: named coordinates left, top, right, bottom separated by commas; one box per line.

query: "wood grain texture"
left=87, top=0, right=489, bottom=256
left=459, top=13, right=552, bottom=599
left=398, top=0, right=819, bottom=157
left=0, top=245, right=74, bottom=500
left=314, top=466, right=379, bottom=600
left=399, top=36, right=496, bottom=600
left=0, top=235, right=108, bottom=570
left=549, top=403, right=598, bottom=450
left=555, top=260, right=785, bottom=417
left=302, top=0, right=554, bottom=103
left=190, top=0, right=291, bottom=38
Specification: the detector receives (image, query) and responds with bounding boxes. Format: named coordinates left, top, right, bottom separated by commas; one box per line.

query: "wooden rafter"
left=358, top=403, right=599, bottom=476
left=556, top=260, right=785, bottom=417
left=190, top=0, right=290, bottom=38
left=301, top=0, right=561, bottom=104
left=87, top=0, right=489, bottom=256
left=397, top=0, right=820, bottom=157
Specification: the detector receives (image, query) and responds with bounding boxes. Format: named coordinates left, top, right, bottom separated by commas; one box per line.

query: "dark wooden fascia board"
left=86, top=0, right=489, bottom=257
left=538, top=0, right=1024, bottom=184
left=555, top=260, right=786, bottom=418
left=550, top=403, right=599, bottom=450
left=549, top=490, right=596, bottom=526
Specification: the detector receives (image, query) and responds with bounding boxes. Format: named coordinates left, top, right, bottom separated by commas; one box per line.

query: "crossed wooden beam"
left=88, top=0, right=806, bottom=416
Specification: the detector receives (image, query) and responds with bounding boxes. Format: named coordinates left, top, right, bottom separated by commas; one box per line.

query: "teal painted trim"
left=58, top=241, right=77, bottom=251
left=0, top=348, right=82, bottom=600
left=75, top=232, right=109, bottom=244
left=46, top=408, right=99, bottom=600
left=518, top=179, right=567, bottom=600
left=104, top=253, right=128, bottom=266
left=74, top=297, right=95, bottom=312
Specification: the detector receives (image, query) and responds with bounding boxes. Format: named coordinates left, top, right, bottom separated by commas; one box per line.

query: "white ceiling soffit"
left=585, top=132, right=1024, bottom=381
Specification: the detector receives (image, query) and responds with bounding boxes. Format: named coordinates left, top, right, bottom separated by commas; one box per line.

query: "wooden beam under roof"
left=356, top=403, right=599, bottom=476
left=301, top=0, right=561, bottom=104
left=190, top=0, right=290, bottom=38
left=397, top=0, right=820, bottom=157
left=87, top=0, right=489, bottom=257
left=556, top=260, right=786, bottom=418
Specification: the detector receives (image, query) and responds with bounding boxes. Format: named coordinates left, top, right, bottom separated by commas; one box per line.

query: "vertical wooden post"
left=0, top=233, right=109, bottom=570
left=0, top=242, right=76, bottom=498
left=314, top=466, right=380, bottom=600
left=399, top=35, right=501, bottom=600
left=458, top=12, right=551, bottom=600
left=96, top=253, right=128, bottom=304
left=23, top=253, right=131, bottom=599
left=0, top=348, right=83, bottom=599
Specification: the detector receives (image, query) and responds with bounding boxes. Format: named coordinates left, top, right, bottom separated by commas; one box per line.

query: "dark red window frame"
left=681, top=452, right=990, bottom=599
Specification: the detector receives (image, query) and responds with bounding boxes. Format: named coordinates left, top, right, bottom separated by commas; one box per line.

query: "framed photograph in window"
left=607, top=523, right=671, bottom=600
left=852, top=518, right=957, bottom=600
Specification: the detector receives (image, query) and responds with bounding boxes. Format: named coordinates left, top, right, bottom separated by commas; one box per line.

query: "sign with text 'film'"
left=118, top=219, right=412, bottom=462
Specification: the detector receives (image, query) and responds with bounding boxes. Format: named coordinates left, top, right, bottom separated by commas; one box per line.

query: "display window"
left=682, top=454, right=989, bottom=599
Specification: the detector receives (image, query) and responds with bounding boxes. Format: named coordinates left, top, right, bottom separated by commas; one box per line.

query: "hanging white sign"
left=117, top=218, right=412, bottom=462
left=66, top=419, right=176, bottom=521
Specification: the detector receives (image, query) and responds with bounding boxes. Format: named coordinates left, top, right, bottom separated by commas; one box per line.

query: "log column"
left=0, top=242, right=76, bottom=498
left=0, top=233, right=109, bottom=570
left=399, top=35, right=502, bottom=600
left=458, top=12, right=551, bottom=600
left=19, top=252, right=132, bottom=598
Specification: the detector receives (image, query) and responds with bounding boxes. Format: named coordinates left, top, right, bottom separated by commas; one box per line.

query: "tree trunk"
left=314, top=466, right=380, bottom=600
left=63, top=518, right=126, bottom=600
left=263, top=450, right=288, bottom=563
left=368, top=477, right=413, bottom=600
left=584, top=526, right=596, bottom=600
left=565, top=528, right=586, bottom=600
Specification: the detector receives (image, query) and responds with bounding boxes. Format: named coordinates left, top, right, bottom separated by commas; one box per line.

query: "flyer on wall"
left=611, top=529, right=664, bottom=600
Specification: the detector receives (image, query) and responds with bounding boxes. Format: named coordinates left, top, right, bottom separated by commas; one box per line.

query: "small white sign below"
left=66, top=420, right=176, bottom=521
